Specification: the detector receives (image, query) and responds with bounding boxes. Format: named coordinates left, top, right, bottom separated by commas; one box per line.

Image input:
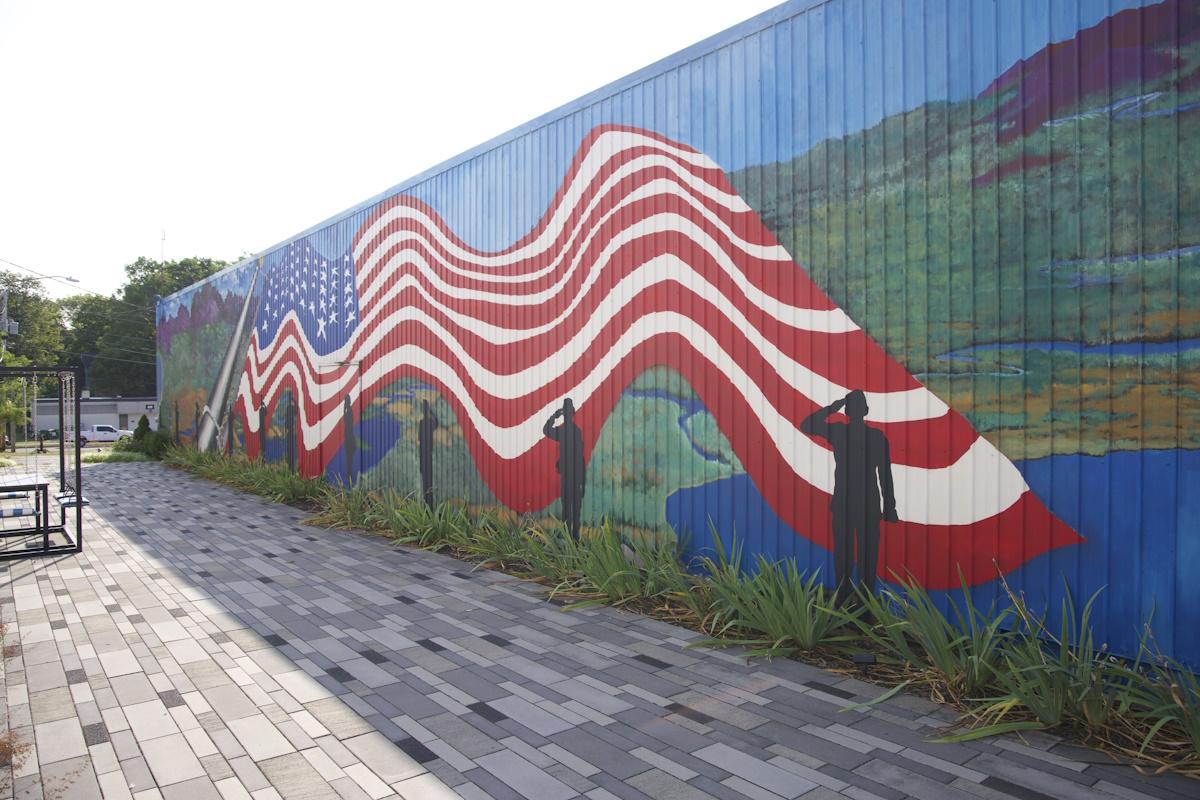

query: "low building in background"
left=33, top=394, right=157, bottom=436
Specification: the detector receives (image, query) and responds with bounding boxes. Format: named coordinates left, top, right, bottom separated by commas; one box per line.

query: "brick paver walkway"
left=1, top=459, right=1195, bottom=800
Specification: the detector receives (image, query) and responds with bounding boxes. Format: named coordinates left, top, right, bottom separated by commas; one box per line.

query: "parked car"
left=66, top=424, right=134, bottom=446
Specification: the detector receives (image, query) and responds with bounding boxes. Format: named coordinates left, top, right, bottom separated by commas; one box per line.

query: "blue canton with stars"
left=255, top=240, right=360, bottom=356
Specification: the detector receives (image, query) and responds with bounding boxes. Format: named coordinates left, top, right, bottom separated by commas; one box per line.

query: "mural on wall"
left=226, top=125, right=1076, bottom=591
left=156, top=0, right=1197, bottom=664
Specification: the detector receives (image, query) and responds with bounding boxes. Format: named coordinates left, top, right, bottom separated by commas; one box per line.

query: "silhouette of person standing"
left=418, top=400, right=439, bottom=508
left=343, top=396, right=357, bottom=484
left=193, top=402, right=202, bottom=448
left=174, top=400, right=181, bottom=445
left=258, top=402, right=270, bottom=457
left=284, top=400, right=297, bottom=472
left=543, top=398, right=586, bottom=539
left=800, top=390, right=898, bottom=599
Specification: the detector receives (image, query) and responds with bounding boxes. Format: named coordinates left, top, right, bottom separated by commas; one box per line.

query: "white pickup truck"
left=66, top=424, right=135, bottom=446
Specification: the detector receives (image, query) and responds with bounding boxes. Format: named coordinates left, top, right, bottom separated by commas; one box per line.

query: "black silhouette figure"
left=194, top=400, right=204, bottom=450
left=543, top=398, right=587, bottom=539
left=174, top=400, right=181, bottom=445
left=284, top=400, right=297, bottom=472
left=259, top=402, right=270, bottom=456
left=343, top=396, right=358, bottom=484
left=800, top=390, right=898, bottom=599
left=418, top=400, right=439, bottom=508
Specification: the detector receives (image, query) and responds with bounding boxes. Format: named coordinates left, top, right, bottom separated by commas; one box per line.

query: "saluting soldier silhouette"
left=342, top=396, right=357, bottom=484
left=259, top=402, right=270, bottom=457
left=800, top=390, right=898, bottom=600
left=418, top=400, right=439, bottom=508
left=284, top=400, right=297, bottom=472
left=543, top=398, right=586, bottom=539
left=193, top=402, right=202, bottom=449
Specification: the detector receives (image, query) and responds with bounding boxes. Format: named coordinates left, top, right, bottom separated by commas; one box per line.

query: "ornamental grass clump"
left=941, top=585, right=1122, bottom=743
left=163, top=448, right=325, bottom=506
left=459, top=510, right=534, bottom=571
left=1117, top=647, right=1200, bottom=768
left=845, top=574, right=1015, bottom=703
left=696, top=535, right=853, bottom=656
left=590, top=526, right=692, bottom=609
left=309, top=483, right=378, bottom=530
left=387, top=498, right=474, bottom=551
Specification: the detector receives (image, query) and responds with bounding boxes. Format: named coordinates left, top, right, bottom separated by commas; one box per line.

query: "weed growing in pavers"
left=162, top=447, right=1200, bottom=779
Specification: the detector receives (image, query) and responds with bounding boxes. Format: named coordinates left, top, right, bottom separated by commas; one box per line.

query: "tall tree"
left=60, top=294, right=124, bottom=393
left=89, top=257, right=225, bottom=396
left=0, top=271, right=64, bottom=367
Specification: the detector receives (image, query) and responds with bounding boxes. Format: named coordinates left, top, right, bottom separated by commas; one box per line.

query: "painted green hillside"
left=731, top=31, right=1200, bottom=457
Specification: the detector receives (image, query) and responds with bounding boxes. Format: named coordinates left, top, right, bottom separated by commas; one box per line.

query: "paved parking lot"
left=0, top=459, right=1195, bottom=799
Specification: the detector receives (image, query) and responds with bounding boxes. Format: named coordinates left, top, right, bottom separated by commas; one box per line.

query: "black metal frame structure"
left=0, top=366, right=83, bottom=560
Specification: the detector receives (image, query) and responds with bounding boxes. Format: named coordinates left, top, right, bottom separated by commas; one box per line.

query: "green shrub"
left=117, top=426, right=172, bottom=459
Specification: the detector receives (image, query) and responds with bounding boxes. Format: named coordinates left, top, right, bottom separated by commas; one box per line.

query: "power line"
left=83, top=341, right=158, bottom=359
left=0, top=256, right=154, bottom=312
left=61, top=350, right=156, bottom=366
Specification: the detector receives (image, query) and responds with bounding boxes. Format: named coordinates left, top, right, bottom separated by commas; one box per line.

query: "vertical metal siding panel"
left=1065, top=0, right=1086, bottom=622
left=651, top=67, right=668, bottom=542
left=1101, top=0, right=1124, bottom=648
left=1170, top=0, right=1190, bottom=659
left=638, top=75, right=652, bottom=535
left=687, top=56, right=706, bottom=551
left=775, top=15, right=798, bottom=566
left=946, top=0, right=974, bottom=586
left=670, top=61, right=685, bottom=546
left=918, top=0, right=935, bottom=585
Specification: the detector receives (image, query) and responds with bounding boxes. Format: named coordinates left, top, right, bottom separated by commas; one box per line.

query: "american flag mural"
left=232, top=125, right=1079, bottom=590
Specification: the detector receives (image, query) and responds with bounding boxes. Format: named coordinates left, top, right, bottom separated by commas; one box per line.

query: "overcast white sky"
left=0, top=0, right=782, bottom=300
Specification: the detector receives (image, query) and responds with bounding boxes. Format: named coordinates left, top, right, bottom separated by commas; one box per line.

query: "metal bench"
left=0, top=507, right=39, bottom=518
left=55, top=493, right=89, bottom=508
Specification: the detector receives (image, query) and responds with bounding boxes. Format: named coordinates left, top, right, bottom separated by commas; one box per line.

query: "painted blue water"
left=943, top=338, right=1200, bottom=359
left=667, top=448, right=1200, bottom=669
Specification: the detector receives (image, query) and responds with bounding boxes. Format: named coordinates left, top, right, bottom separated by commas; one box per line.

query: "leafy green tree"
left=89, top=257, right=225, bottom=396
left=60, top=294, right=123, bottom=392
left=0, top=271, right=63, bottom=367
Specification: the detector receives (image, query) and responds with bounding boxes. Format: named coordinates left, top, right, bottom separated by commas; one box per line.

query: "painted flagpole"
left=197, top=258, right=262, bottom=451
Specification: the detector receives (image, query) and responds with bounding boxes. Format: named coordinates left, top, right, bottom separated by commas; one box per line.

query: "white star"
left=330, top=309, right=338, bottom=324
left=345, top=309, right=356, bottom=327
left=345, top=295, right=354, bottom=307
left=316, top=316, right=326, bottom=338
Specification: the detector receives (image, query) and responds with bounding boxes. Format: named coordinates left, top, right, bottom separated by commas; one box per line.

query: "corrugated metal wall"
left=156, top=0, right=1199, bottom=666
